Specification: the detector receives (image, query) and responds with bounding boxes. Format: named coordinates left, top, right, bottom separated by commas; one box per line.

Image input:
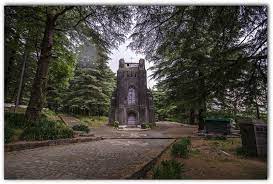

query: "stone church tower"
left=109, top=58, right=155, bottom=126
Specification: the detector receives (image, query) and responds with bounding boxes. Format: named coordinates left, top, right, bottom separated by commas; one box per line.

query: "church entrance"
left=127, top=112, right=137, bottom=125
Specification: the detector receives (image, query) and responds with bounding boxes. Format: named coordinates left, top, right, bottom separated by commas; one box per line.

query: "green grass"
left=72, top=124, right=90, bottom=133
left=4, top=106, right=26, bottom=113
left=171, top=137, right=191, bottom=158
left=153, top=160, right=184, bottom=179
left=41, top=108, right=59, bottom=120
left=190, top=148, right=201, bottom=156
left=208, top=138, right=241, bottom=153
left=76, top=115, right=108, bottom=128
left=4, top=112, right=73, bottom=143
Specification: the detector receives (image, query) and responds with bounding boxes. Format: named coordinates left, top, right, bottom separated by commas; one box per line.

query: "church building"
left=109, top=58, right=155, bottom=126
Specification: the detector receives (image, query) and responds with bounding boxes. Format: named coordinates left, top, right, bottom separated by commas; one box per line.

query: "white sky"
left=108, top=39, right=157, bottom=89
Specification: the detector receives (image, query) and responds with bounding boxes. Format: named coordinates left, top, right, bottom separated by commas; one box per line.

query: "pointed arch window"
left=128, top=86, right=136, bottom=105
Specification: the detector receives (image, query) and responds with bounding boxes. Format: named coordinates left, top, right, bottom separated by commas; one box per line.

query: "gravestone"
left=239, top=119, right=267, bottom=157
left=108, top=59, right=155, bottom=126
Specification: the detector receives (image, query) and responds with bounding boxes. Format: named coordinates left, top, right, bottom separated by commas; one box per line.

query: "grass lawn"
left=75, top=115, right=108, bottom=128
left=146, top=138, right=267, bottom=179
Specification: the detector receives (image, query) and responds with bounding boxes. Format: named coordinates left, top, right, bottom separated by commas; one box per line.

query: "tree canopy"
left=129, top=6, right=267, bottom=124
left=5, top=5, right=267, bottom=125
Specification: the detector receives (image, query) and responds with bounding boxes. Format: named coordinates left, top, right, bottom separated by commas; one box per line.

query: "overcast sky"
left=108, top=39, right=157, bottom=89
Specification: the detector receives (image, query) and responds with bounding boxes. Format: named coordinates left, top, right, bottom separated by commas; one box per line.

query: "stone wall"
left=109, top=59, right=155, bottom=126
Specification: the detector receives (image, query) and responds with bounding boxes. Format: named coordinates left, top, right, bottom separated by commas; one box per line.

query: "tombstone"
left=204, top=118, right=232, bottom=135
left=239, top=119, right=267, bottom=157
left=108, top=58, right=155, bottom=127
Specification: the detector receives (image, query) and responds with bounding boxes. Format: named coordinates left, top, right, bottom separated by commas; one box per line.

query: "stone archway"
left=127, top=111, right=137, bottom=125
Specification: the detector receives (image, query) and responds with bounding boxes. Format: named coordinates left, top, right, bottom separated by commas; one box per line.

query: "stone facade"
left=109, top=59, right=155, bottom=126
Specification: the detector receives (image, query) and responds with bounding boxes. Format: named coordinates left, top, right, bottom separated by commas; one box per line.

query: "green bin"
left=204, top=118, right=231, bottom=135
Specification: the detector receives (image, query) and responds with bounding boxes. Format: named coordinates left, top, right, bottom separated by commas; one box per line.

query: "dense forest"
left=5, top=6, right=267, bottom=126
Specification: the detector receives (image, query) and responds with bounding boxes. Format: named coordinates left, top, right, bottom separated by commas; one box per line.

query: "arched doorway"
left=127, top=112, right=137, bottom=125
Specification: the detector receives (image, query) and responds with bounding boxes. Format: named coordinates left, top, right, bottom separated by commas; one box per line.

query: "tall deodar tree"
left=129, top=6, right=267, bottom=126
left=13, top=6, right=133, bottom=121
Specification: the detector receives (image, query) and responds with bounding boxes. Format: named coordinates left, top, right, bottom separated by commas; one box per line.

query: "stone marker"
left=239, top=119, right=267, bottom=157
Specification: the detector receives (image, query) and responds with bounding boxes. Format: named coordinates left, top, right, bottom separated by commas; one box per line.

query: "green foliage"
left=4, top=112, right=28, bottom=129
left=171, top=138, right=191, bottom=158
left=113, top=121, right=119, bottom=128
left=130, top=6, right=267, bottom=123
left=236, top=147, right=248, bottom=156
left=22, top=120, right=73, bottom=141
left=72, top=124, right=90, bottom=133
left=62, top=44, right=116, bottom=116
left=5, top=6, right=132, bottom=121
left=141, top=123, right=150, bottom=129
left=76, top=115, right=108, bottom=128
left=153, top=160, right=183, bottom=179
left=4, top=112, right=73, bottom=143
left=4, top=126, right=14, bottom=144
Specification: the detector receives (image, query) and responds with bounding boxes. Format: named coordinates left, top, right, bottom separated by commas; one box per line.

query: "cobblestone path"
left=5, top=139, right=173, bottom=179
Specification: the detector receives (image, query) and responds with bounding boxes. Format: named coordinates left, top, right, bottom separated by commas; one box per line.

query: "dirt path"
left=90, top=121, right=197, bottom=139
left=145, top=138, right=267, bottom=179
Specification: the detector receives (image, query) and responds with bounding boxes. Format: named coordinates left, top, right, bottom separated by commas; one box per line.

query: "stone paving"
left=90, top=121, right=197, bottom=139
left=5, top=139, right=174, bottom=179
left=5, top=121, right=197, bottom=179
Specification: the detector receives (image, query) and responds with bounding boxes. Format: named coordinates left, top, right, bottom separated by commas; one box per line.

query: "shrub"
left=4, top=112, right=28, bottom=129
left=141, top=123, right=150, bottom=129
left=171, top=137, right=191, bottom=158
left=5, top=112, right=74, bottom=143
left=4, top=126, right=14, bottom=144
left=113, top=121, right=119, bottom=128
left=5, top=112, right=28, bottom=143
left=22, top=120, right=73, bottom=141
left=153, top=160, right=183, bottom=179
left=236, top=146, right=249, bottom=156
left=72, top=124, right=90, bottom=133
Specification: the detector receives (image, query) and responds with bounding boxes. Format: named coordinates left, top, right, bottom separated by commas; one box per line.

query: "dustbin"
left=204, top=118, right=232, bottom=135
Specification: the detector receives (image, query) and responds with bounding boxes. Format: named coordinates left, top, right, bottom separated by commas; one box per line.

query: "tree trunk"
left=197, top=70, right=206, bottom=130
left=189, top=108, right=195, bottom=124
left=198, top=109, right=205, bottom=131
left=25, top=13, right=55, bottom=121
left=255, top=96, right=260, bottom=119
left=15, top=41, right=28, bottom=111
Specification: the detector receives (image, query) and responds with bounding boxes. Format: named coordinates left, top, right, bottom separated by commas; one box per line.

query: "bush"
left=113, top=121, right=119, bottom=128
left=4, top=126, right=14, bottom=144
left=141, top=123, right=150, bottom=129
left=5, top=112, right=28, bottom=143
left=153, top=160, right=183, bottom=179
left=171, top=137, right=191, bottom=158
left=236, top=146, right=249, bottom=156
left=5, top=112, right=74, bottom=143
left=72, top=124, right=90, bottom=133
left=22, top=120, right=73, bottom=141
left=4, top=112, right=29, bottom=129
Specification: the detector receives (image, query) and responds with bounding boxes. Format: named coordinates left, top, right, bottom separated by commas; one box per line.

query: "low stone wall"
left=5, top=137, right=103, bottom=152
